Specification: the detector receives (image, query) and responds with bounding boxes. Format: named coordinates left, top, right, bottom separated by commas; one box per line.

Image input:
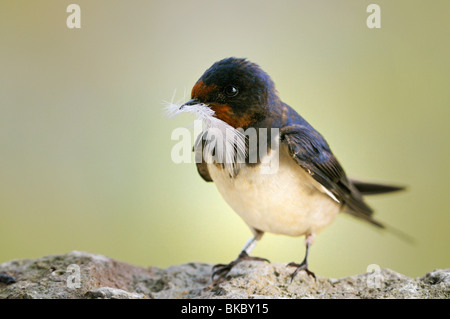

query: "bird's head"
left=181, top=57, right=277, bottom=129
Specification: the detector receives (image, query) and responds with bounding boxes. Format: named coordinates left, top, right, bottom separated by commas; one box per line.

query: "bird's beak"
left=180, top=98, right=201, bottom=110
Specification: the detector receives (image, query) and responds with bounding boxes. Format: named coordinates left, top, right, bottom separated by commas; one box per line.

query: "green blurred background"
left=0, top=0, right=449, bottom=279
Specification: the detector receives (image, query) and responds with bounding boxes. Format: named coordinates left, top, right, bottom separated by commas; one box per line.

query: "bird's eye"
left=224, top=85, right=239, bottom=97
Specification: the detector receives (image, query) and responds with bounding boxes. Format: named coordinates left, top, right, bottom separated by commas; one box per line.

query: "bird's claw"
left=287, top=261, right=316, bottom=282
left=212, top=251, right=270, bottom=281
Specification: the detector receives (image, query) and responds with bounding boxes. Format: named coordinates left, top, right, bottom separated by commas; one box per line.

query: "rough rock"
left=0, top=251, right=448, bottom=299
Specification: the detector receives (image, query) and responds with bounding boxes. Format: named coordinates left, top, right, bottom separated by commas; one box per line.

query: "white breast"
left=207, top=142, right=341, bottom=237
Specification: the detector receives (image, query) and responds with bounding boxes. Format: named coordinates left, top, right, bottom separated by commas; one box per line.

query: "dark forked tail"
left=350, top=179, right=406, bottom=195
left=346, top=179, right=414, bottom=244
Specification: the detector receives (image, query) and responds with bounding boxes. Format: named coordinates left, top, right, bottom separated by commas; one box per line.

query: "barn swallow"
left=169, top=57, right=405, bottom=281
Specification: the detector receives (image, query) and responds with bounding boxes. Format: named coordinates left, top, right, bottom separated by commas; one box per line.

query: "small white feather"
left=164, top=97, right=247, bottom=177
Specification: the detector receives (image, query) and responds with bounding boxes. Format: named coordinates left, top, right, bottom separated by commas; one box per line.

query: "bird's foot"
left=287, top=261, right=316, bottom=282
left=212, top=251, right=269, bottom=281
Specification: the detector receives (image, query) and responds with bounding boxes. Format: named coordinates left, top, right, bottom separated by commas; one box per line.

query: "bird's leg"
left=287, top=233, right=316, bottom=281
left=212, top=230, right=269, bottom=280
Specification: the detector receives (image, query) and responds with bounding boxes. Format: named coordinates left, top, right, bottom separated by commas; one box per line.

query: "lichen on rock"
left=0, top=251, right=448, bottom=299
